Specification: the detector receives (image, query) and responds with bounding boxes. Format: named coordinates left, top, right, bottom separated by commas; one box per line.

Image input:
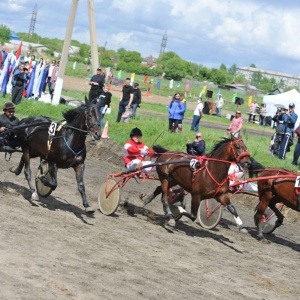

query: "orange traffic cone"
left=101, top=121, right=109, bottom=139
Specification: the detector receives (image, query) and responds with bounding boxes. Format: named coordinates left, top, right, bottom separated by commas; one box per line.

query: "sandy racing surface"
left=0, top=138, right=300, bottom=300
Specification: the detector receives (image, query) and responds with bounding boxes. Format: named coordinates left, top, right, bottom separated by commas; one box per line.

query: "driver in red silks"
left=123, top=127, right=156, bottom=173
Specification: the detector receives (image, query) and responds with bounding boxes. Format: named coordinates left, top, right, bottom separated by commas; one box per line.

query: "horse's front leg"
left=160, top=179, right=175, bottom=227
left=254, top=193, right=273, bottom=241
left=73, top=163, right=95, bottom=213
left=220, top=194, right=248, bottom=233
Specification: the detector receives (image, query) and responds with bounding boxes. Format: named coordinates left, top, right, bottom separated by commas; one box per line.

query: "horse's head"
left=84, top=96, right=101, bottom=140
left=229, top=136, right=251, bottom=169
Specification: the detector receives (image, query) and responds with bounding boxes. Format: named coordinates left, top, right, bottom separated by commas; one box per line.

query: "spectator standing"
left=0, top=102, right=20, bottom=151
left=50, top=61, right=59, bottom=99
left=190, top=97, right=203, bottom=132
left=88, top=67, right=105, bottom=102
left=94, top=84, right=112, bottom=128
left=278, top=103, right=298, bottom=160
left=11, top=61, right=30, bottom=105
left=227, top=110, right=243, bottom=138
left=131, top=82, right=142, bottom=119
left=40, top=59, right=51, bottom=96
left=259, top=103, right=267, bottom=125
left=116, top=78, right=134, bottom=123
left=248, top=99, right=258, bottom=123
left=216, top=94, right=224, bottom=117
left=292, top=124, right=300, bottom=167
left=0, top=46, right=8, bottom=69
left=168, top=92, right=186, bottom=133
left=46, top=59, right=56, bottom=97
left=186, top=132, right=206, bottom=156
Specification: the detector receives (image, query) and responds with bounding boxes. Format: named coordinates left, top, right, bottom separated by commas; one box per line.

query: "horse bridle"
left=229, top=139, right=251, bottom=163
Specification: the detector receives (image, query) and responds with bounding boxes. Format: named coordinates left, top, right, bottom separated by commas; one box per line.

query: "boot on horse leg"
left=161, top=197, right=175, bottom=227
left=227, top=203, right=248, bottom=233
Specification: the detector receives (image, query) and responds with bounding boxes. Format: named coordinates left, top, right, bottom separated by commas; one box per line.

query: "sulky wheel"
left=255, top=205, right=283, bottom=234
left=35, top=161, right=53, bottom=197
left=197, top=198, right=223, bottom=229
left=98, top=179, right=121, bottom=216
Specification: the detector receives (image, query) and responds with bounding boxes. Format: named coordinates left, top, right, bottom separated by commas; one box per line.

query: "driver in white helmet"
left=123, top=127, right=156, bottom=173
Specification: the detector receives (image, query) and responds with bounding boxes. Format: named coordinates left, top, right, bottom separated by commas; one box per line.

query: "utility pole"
left=52, top=0, right=79, bottom=105
left=87, top=0, right=98, bottom=74
left=28, top=4, right=37, bottom=37
left=52, top=0, right=98, bottom=105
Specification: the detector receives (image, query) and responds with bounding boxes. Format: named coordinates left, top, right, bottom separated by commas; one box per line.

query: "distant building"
left=141, top=55, right=156, bottom=67
left=236, top=66, right=300, bottom=88
left=224, top=82, right=259, bottom=95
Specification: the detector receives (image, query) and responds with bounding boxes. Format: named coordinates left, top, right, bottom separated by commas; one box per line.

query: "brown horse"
left=10, top=97, right=101, bottom=213
left=144, top=136, right=251, bottom=227
left=255, top=168, right=299, bottom=240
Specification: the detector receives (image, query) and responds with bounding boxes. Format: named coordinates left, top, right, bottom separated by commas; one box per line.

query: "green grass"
left=0, top=87, right=296, bottom=172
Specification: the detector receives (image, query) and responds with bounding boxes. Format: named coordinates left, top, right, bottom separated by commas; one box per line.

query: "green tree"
left=119, top=50, right=142, bottom=64
left=228, top=64, right=237, bottom=76
left=250, top=63, right=257, bottom=68
left=0, top=24, right=10, bottom=44
left=251, top=71, right=262, bottom=86
left=163, top=57, right=186, bottom=80
left=220, top=63, right=227, bottom=72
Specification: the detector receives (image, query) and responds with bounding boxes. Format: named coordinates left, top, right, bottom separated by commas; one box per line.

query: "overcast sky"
left=1, top=0, right=300, bottom=75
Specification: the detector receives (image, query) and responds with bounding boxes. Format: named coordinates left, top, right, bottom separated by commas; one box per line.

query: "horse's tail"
left=248, top=157, right=266, bottom=178
left=153, top=144, right=168, bottom=154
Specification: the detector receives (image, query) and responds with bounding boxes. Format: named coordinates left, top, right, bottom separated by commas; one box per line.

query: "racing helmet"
left=130, top=127, right=142, bottom=137
left=3, top=101, right=15, bottom=111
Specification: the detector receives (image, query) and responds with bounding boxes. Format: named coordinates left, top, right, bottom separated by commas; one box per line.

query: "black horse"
left=10, top=97, right=101, bottom=213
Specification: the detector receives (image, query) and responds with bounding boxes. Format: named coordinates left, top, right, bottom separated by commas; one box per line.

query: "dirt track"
left=0, top=138, right=300, bottom=300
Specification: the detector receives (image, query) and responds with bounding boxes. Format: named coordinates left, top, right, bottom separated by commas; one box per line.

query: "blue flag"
left=26, top=63, right=37, bottom=98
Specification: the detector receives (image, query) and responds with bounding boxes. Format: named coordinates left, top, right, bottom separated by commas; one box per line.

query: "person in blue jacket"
left=168, top=92, right=186, bottom=132
left=278, top=103, right=298, bottom=160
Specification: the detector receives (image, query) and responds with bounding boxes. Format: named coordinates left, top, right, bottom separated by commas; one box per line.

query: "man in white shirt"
left=216, top=94, right=224, bottom=117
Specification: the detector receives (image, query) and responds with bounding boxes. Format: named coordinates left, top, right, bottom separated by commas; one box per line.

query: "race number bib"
left=295, top=176, right=300, bottom=188
left=48, top=122, right=57, bottom=136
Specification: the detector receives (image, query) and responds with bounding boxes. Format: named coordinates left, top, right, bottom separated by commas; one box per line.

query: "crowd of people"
left=0, top=47, right=60, bottom=104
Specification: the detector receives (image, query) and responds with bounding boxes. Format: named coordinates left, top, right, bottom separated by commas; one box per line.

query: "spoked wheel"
left=255, top=204, right=283, bottom=234
left=98, top=179, right=121, bottom=216
left=197, top=198, right=223, bottom=229
left=35, top=161, right=53, bottom=197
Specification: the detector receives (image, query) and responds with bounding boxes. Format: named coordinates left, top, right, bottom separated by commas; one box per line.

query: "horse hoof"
left=86, top=206, right=95, bottom=214
left=239, top=227, right=248, bottom=234
left=9, top=166, right=16, bottom=174
left=167, top=218, right=176, bottom=227
left=31, top=192, right=39, bottom=201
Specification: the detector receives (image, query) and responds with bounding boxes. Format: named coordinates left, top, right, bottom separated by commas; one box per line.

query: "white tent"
left=263, top=89, right=300, bottom=127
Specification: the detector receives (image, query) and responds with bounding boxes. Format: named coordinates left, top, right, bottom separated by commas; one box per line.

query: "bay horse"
left=255, top=168, right=299, bottom=240
left=10, top=97, right=101, bottom=213
left=144, top=136, right=251, bottom=227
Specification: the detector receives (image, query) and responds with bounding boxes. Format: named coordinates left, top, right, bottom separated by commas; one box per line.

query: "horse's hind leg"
left=269, top=202, right=284, bottom=228
left=74, top=164, right=95, bottom=213
left=9, top=158, right=25, bottom=175
left=142, top=186, right=162, bottom=206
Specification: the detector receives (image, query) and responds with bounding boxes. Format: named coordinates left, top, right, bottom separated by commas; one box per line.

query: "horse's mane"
left=210, top=137, right=231, bottom=155
left=153, top=144, right=186, bottom=156
left=63, top=104, right=86, bottom=123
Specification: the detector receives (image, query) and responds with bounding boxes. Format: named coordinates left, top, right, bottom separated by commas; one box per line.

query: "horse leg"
left=190, top=193, right=201, bottom=221
left=160, top=179, right=175, bottom=227
left=73, top=164, right=95, bottom=214
left=220, top=195, right=248, bottom=233
left=9, top=158, right=25, bottom=175
left=18, top=153, right=39, bottom=201
left=269, top=202, right=284, bottom=229
left=254, top=197, right=270, bottom=241
left=38, top=163, right=58, bottom=190
left=142, top=185, right=162, bottom=206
